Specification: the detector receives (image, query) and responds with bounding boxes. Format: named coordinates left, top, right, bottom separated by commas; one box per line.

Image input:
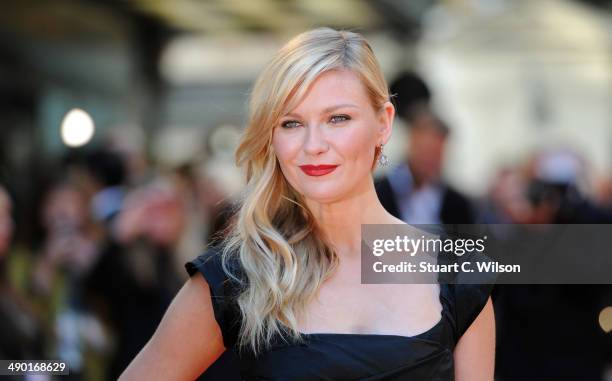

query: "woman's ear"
left=377, top=101, right=395, bottom=145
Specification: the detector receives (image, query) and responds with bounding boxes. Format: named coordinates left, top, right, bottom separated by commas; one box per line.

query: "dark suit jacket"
left=375, top=176, right=475, bottom=224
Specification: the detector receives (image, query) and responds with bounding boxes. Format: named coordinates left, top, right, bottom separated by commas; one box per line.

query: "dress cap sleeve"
left=450, top=282, right=494, bottom=342
left=436, top=242, right=496, bottom=343
left=185, top=245, right=242, bottom=349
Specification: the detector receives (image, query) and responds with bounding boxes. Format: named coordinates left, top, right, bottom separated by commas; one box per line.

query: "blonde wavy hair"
left=221, top=27, right=391, bottom=354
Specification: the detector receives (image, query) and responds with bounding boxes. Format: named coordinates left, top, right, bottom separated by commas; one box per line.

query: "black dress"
left=185, top=246, right=493, bottom=381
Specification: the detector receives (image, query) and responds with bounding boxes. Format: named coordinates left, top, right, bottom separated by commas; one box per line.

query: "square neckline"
left=297, top=283, right=446, bottom=341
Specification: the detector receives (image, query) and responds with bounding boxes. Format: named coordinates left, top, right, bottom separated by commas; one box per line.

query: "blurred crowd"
left=375, top=72, right=612, bottom=381
left=0, top=71, right=611, bottom=380
left=0, top=139, right=232, bottom=379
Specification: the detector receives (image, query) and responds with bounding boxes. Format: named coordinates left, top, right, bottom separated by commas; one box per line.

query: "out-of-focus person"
left=32, top=180, right=106, bottom=379
left=595, top=176, right=612, bottom=211
left=83, top=148, right=129, bottom=226
left=86, top=177, right=185, bottom=379
left=33, top=183, right=98, bottom=293
left=493, top=149, right=612, bottom=380
left=525, top=149, right=612, bottom=224
left=375, top=72, right=475, bottom=224
left=0, top=186, right=13, bottom=255
left=0, top=185, right=47, bottom=380
left=477, top=166, right=533, bottom=224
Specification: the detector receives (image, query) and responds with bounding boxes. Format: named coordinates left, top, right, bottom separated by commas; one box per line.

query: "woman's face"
left=272, top=69, right=393, bottom=204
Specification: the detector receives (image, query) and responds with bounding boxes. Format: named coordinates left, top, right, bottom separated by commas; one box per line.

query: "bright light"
left=61, top=108, right=95, bottom=147
left=599, top=306, right=612, bottom=333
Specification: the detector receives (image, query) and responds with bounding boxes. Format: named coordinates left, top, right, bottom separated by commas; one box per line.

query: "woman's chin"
left=300, top=188, right=348, bottom=205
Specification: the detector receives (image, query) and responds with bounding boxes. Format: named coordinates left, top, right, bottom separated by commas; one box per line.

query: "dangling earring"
left=377, top=143, right=389, bottom=167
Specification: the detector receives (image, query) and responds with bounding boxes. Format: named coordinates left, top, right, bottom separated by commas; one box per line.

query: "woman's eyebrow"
left=323, top=103, right=359, bottom=113
left=283, top=103, right=359, bottom=119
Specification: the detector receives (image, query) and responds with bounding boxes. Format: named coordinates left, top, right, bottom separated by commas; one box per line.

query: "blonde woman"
left=121, top=27, right=495, bottom=381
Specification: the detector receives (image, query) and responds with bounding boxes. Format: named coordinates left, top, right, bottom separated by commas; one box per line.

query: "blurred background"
left=0, top=0, right=611, bottom=380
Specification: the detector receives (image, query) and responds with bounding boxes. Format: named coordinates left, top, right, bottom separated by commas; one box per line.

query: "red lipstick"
left=299, top=164, right=338, bottom=177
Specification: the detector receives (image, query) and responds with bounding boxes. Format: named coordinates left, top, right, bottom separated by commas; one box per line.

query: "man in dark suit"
left=375, top=72, right=474, bottom=224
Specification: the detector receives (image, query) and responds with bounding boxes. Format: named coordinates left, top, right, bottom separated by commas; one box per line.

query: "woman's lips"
left=299, top=164, right=339, bottom=177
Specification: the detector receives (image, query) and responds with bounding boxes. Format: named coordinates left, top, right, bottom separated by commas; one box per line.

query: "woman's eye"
left=330, top=114, right=351, bottom=124
left=281, top=120, right=301, bottom=129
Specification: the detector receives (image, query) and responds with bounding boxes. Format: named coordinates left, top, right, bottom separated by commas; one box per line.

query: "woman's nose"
left=303, top=124, right=329, bottom=156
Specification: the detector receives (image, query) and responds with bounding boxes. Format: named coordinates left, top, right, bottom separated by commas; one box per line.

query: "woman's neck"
left=304, top=179, right=397, bottom=258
